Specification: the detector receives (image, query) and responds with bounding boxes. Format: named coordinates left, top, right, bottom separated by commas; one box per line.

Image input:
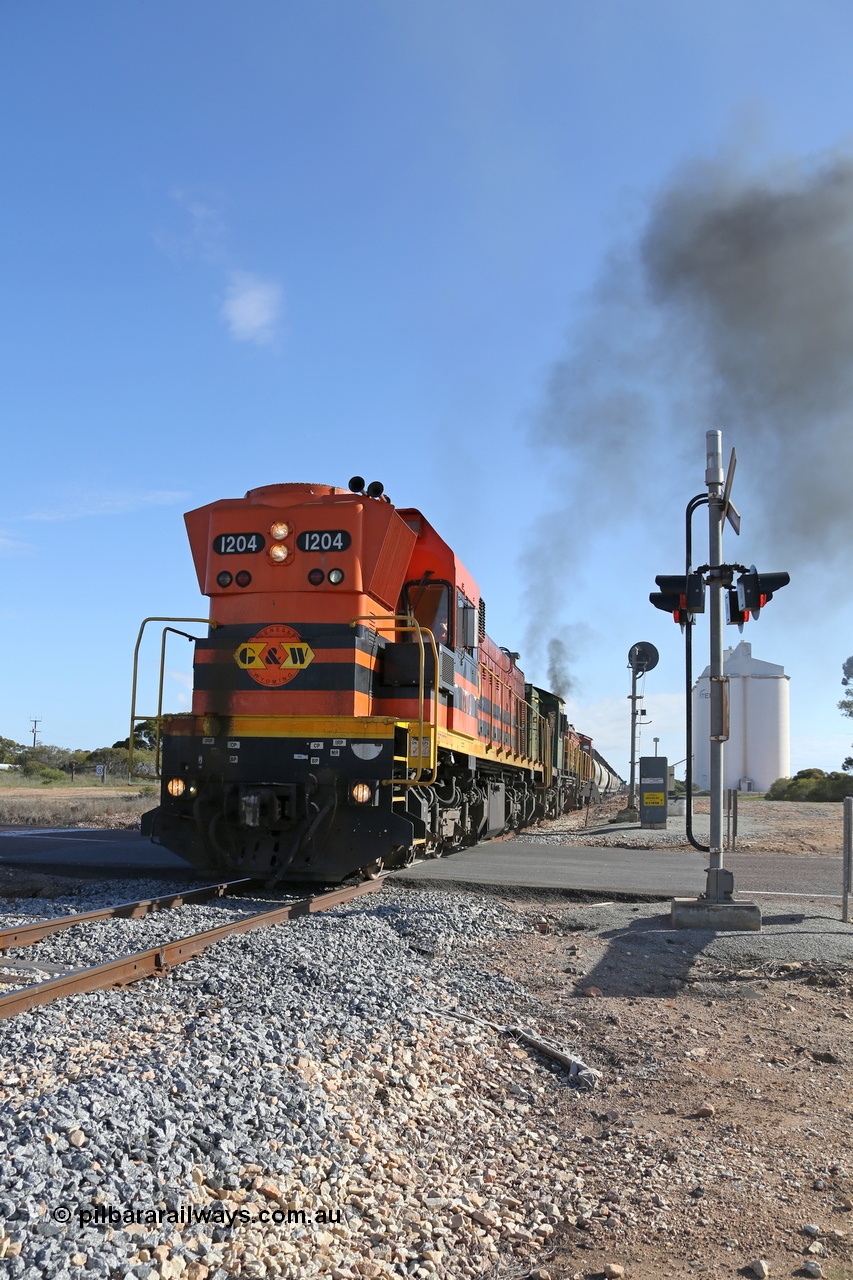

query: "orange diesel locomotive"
left=135, top=479, right=619, bottom=883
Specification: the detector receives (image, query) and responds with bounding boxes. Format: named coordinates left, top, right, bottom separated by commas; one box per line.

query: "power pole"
left=30, top=718, right=41, bottom=749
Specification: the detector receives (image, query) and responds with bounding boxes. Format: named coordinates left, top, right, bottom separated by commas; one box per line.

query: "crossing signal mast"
left=649, top=432, right=790, bottom=931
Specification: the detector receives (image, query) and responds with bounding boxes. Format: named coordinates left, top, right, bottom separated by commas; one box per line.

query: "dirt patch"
left=463, top=896, right=853, bottom=1280
left=537, top=796, right=847, bottom=857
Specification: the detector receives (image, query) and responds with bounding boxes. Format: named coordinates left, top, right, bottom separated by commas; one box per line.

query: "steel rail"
left=0, top=877, right=386, bottom=1021
left=0, top=879, right=257, bottom=951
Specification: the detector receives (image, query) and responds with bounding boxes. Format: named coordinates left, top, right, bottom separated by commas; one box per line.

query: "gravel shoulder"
left=0, top=802, right=851, bottom=1280
left=525, top=796, right=848, bottom=857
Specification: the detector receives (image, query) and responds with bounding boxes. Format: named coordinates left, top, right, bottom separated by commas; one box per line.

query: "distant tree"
left=841, top=656, right=853, bottom=772
left=19, top=743, right=78, bottom=772
left=768, top=769, right=853, bottom=802
left=88, top=745, right=156, bottom=778
left=87, top=747, right=131, bottom=774
left=6, top=737, right=156, bottom=782
left=112, top=719, right=158, bottom=751
left=0, top=736, right=25, bottom=764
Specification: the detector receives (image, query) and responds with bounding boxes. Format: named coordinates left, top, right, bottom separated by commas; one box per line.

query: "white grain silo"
left=692, top=640, right=790, bottom=793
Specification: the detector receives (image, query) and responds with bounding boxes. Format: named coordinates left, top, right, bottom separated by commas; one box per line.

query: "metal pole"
left=843, top=797, right=852, bottom=924
left=705, top=431, right=730, bottom=901
left=628, top=665, right=639, bottom=811
left=725, top=789, right=731, bottom=851
left=685, top=495, right=710, bottom=854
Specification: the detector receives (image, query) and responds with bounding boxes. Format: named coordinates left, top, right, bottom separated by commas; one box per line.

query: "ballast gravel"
left=0, top=880, right=585, bottom=1280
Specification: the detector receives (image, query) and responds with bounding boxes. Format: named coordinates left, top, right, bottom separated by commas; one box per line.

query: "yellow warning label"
left=643, top=792, right=665, bottom=806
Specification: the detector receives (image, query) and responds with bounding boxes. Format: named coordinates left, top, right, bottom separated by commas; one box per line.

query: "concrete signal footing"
left=671, top=897, right=762, bottom=932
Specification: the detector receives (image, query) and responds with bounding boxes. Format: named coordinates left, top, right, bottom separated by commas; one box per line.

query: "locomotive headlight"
left=166, top=778, right=186, bottom=798
left=328, top=568, right=344, bottom=584
left=350, top=782, right=374, bottom=805
left=270, top=521, right=291, bottom=540
left=269, top=544, right=291, bottom=564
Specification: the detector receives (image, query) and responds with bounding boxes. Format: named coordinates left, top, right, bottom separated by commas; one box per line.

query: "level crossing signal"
left=649, top=574, right=706, bottom=626
left=736, top=568, right=790, bottom=621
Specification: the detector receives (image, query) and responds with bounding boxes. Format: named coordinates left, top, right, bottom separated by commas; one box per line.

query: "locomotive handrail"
left=348, top=614, right=439, bottom=786
left=129, top=617, right=218, bottom=780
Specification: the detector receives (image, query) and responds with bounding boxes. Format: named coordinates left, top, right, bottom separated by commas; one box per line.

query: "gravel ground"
left=1, top=801, right=853, bottom=1280
left=0, top=883, right=557, bottom=1280
left=523, top=796, right=847, bottom=856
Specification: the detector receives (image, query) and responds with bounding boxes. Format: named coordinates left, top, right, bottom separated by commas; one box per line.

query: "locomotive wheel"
left=360, top=858, right=384, bottom=880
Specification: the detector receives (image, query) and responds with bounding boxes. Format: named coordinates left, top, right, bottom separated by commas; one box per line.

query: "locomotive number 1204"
left=296, top=530, right=352, bottom=552
left=212, top=532, right=266, bottom=554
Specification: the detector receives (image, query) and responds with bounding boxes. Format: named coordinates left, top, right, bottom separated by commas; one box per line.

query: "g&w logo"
left=233, top=625, right=315, bottom=687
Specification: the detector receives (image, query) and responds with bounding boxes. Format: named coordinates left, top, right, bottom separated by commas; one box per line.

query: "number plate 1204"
left=212, top=533, right=266, bottom=554
left=296, top=530, right=352, bottom=553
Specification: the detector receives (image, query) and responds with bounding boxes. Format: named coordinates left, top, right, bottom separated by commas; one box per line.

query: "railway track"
left=0, top=876, right=386, bottom=1021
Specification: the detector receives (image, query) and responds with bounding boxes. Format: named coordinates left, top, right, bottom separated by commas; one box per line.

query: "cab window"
left=402, top=580, right=452, bottom=647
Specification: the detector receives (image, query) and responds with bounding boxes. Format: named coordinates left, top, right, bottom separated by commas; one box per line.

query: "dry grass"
left=0, top=786, right=155, bottom=829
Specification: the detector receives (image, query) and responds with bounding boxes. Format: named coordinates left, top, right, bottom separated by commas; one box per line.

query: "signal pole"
left=617, top=642, right=659, bottom=823
left=30, top=718, right=41, bottom=749
left=705, top=432, right=728, bottom=901
left=648, top=433, right=789, bottom=927
left=669, top=430, right=761, bottom=931
left=627, top=663, right=641, bottom=815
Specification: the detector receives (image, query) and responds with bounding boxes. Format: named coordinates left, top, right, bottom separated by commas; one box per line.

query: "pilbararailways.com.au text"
left=52, top=1204, right=341, bottom=1230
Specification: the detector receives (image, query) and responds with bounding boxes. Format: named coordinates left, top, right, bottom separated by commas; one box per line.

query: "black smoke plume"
left=524, top=147, right=853, bottom=673
left=546, top=637, right=574, bottom=699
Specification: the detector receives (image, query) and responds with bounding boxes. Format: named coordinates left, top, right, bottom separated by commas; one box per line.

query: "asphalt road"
left=0, top=828, right=197, bottom=879
left=0, top=827, right=845, bottom=901
left=395, top=839, right=847, bottom=900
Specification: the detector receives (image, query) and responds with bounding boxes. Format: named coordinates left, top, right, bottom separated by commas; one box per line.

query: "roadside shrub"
left=36, top=766, right=66, bottom=786
left=768, top=769, right=853, bottom=802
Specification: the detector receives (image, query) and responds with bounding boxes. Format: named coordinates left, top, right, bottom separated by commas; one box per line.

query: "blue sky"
left=2, top=0, right=852, bottom=779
